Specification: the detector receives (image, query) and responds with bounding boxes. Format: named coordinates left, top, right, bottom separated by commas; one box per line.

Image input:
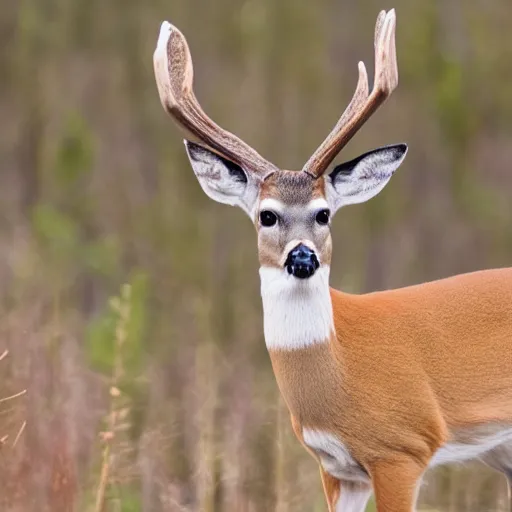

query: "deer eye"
left=315, top=209, right=330, bottom=225
left=260, top=210, right=278, bottom=227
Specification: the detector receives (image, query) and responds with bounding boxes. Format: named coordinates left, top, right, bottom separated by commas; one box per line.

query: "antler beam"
left=154, top=22, right=278, bottom=178
left=302, top=9, right=399, bottom=178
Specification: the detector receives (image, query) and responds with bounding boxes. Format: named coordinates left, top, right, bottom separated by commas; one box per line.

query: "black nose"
left=285, top=243, right=320, bottom=279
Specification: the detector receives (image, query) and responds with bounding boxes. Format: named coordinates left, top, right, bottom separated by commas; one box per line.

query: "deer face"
left=155, top=9, right=406, bottom=279
left=257, top=171, right=329, bottom=278
left=185, top=141, right=407, bottom=279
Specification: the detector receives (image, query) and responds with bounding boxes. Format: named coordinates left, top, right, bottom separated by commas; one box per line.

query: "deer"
left=153, top=9, right=512, bottom=512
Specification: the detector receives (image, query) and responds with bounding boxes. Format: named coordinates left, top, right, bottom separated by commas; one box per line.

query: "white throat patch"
left=259, top=266, right=334, bottom=350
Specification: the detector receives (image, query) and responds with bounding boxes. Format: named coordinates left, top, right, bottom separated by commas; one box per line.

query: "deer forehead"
left=259, top=171, right=326, bottom=208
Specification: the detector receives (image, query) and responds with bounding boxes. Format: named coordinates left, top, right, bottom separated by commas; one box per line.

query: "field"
left=1, top=0, right=512, bottom=510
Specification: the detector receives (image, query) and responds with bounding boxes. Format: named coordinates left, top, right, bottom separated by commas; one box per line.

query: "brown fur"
left=260, top=170, right=325, bottom=202
left=257, top=173, right=330, bottom=268
left=270, top=268, right=512, bottom=510
left=320, top=469, right=341, bottom=511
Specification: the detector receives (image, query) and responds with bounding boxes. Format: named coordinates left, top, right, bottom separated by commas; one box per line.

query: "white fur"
left=325, top=145, right=407, bottom=214
left=259, top=266, right=333, bottom=350
left=302, top=428, right=370, bottom=483
left=308, top=198, right=330, bottom=211
left=184, top=142, right=260, bottom=217
left=260, top=197, right=329, bottom=214
left=259, top=198, right=285, bottom=214
left=335, top=482, right=372, bottom=512
left=429, top=428, right=512, bottom=467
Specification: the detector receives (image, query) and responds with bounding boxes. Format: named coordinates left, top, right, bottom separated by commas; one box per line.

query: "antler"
left=154, top=22, right=278, bottom=179
left=302, top=9, right=399, bottom=178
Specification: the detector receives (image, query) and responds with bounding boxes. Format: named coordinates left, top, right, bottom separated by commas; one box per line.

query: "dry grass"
left=0, top=350, right=26, bottom=450
left=1, top=0, right=512, bottom=509
left=93, top=284, right=134, bottom=512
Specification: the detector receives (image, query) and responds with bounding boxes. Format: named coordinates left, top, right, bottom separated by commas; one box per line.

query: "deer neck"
left=259, top=266, right=335, bottom=351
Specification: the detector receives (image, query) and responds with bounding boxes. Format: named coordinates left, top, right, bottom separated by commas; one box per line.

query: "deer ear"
left=185, top=141, right=260, bottom=218
left=325, top=144, right=407, bottom=213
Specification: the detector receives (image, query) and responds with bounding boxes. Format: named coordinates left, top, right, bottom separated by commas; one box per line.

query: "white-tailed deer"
left=153, top=9, right=512, bottom=511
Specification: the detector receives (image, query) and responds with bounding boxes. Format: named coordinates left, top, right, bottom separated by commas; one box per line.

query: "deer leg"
left=481, top=445, right=512, bottom=511
left=368, top=457, right=425, bottom=512
left=320, top=467, right=372, bottom=512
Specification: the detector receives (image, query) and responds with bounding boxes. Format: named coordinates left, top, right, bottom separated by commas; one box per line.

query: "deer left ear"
left=325, top=144, right=407, bottom=213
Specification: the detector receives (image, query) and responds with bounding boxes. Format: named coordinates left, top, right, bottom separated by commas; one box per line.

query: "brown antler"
left=154, top=22, right=278, bottom=179
left=302, top=9, right=399, bottom=178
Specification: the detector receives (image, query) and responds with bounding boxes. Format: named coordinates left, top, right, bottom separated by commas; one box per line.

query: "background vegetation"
left=1, top=0, right=511, bottom=510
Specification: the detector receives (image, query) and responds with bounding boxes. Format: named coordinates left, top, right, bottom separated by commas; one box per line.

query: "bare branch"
left=12, top=420, right=26, bottom=447
left=0, top=389, right=27, bottom=404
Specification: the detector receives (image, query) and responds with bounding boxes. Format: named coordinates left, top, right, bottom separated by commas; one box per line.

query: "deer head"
left=153, top=10, right=407, bottom=281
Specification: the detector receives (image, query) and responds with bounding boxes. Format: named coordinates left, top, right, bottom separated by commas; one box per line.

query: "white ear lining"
left=325, top=144, right=407, bottom=213
left=184, top=141, right=261, bottom=218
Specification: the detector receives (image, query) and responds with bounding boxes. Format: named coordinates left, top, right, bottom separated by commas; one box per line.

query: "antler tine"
left=154, top=22, right=278, bottom=178
left=302, top=9, right=399, bottom=178
left=374, top=10, right=387, bottom=50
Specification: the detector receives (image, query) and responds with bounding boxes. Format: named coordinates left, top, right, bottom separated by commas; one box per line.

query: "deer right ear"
left=185, top=141, right=260, bottom=218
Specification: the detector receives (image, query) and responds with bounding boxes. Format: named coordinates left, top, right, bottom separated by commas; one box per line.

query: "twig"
left=0, top=407, right=17, bottom=416
left=0, top=389, right=27, bottom=403
left=94, top=441, right=112, bottom=512
left=1, top=348, right=27, bottom=450
left=12, top=420, right=26, bottom=447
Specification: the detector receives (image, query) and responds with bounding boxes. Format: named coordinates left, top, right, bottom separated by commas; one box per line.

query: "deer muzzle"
left=285, top=243, right=320, bottom=279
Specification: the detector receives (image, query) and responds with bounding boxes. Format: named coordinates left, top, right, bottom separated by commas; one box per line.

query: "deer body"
left=153, top=10, right=512, bottom=511
left=266, top=268, right=512, bottom=473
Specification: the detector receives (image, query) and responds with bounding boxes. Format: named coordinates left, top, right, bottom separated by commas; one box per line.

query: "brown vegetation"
left=0, top=0, right=511, bottom=510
